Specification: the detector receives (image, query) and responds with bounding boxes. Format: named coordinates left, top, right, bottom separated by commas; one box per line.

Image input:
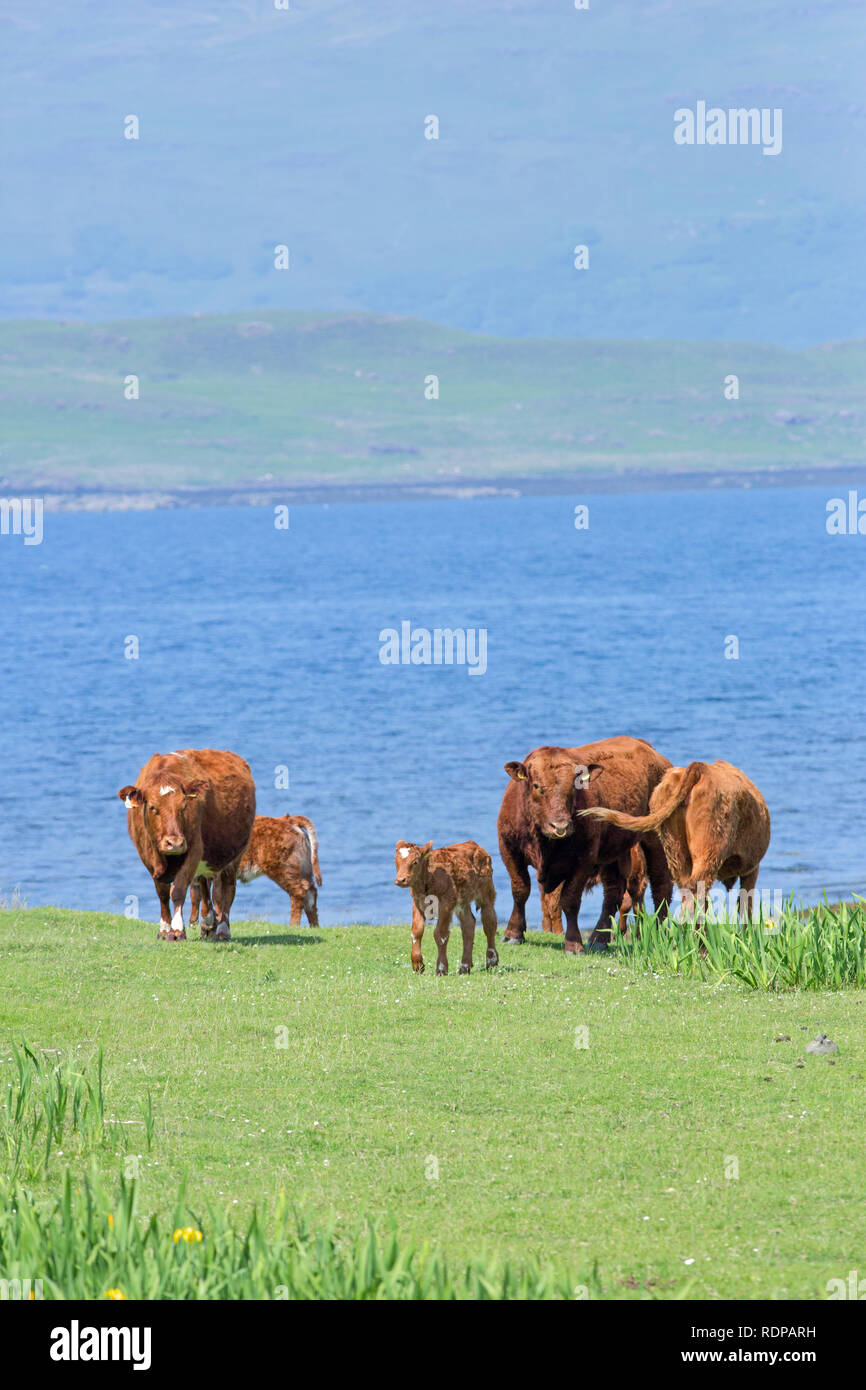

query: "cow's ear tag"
left=575, top=770, right=590, bottom=788
left=125, top=796, right=135, bottom=809
left=516, top=771, right=526, bottom=781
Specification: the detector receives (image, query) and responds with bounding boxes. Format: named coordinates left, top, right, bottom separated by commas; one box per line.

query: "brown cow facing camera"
left=394, top=840, right=498, bottom=976
left=191, top=813, right=322, bottom=927
left=498, top=735, right=673, bottom=955
left=118, top=748, right=256, bottom=942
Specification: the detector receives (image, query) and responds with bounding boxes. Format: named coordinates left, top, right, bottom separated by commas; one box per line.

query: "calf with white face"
left=394, top=839, right=498, bottom=976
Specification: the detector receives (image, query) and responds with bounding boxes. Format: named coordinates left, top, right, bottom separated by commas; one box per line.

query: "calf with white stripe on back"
left=191, top=813, right=322, bottom=927
left=118, top=748, right=256, bottom=942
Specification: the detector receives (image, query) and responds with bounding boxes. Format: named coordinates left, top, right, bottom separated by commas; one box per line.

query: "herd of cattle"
left=118, top=736, right=770, bottom=970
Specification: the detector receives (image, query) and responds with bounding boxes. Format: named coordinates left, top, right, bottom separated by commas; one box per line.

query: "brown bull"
left=394, top=839, right=498, bottom=976
left=581, top=759, right=770, bottom=921
left=118, top=748, right=256, bottom=942
left=498, top=735, right=673, bottom=954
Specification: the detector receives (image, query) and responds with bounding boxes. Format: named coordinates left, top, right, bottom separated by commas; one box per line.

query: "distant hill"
left=1, top=311, right=864, bottom=494
left=2, top=0, right=865, bottom=345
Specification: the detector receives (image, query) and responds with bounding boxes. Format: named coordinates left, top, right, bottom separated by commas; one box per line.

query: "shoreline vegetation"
left=23, top=461, right=866, bottom=515
left=2, top=310, right=864, bottom=511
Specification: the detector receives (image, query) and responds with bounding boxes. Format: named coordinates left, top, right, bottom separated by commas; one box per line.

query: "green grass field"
left=3, top=312, right=866, bottom=493
left=1, top=905, right=864, bottom=1299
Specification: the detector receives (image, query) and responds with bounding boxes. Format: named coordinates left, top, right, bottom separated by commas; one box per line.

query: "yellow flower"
left=104, top=1288, right=127, bottom=1300
left=107, top=1213, right=114, bottom=1228
left=173, top=1226, right=203, bottom=1244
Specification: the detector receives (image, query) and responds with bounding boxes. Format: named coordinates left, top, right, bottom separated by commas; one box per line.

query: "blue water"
left=1, top=487, right=865, bottom=927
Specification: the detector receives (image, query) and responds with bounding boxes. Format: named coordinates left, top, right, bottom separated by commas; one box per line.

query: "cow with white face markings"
left=118, top=748, right=256, bottom=942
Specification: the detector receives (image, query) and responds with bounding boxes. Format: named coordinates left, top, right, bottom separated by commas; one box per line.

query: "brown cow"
left=118, top=748, right=256, bottom=942
left=191, top=813, right=322, bottom=927
left=581, top=759, right=770, bottom=922
left=394, top=839, right=498, bottom=976
left=498, top=735, right=673, bottom=954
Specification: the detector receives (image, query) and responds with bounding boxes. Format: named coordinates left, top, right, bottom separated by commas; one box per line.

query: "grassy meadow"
left=3, top=312, right=866, bottom=493
left=2, top=904, right=866, bottom=1299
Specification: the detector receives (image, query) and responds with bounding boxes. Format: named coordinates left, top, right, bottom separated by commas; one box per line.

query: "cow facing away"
left=118, top=749, right=256, bottom=942
left=498, top=735, right=674, bottom=954
left=394, top=840, right=498, bottom=976
left=192, top=813, right=322, bottom=927
left=580, top=760, right=770, bottom=922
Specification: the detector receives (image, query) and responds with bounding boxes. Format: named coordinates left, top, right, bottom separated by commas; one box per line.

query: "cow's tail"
left=580, top=762, right=707, bottom=834
left=290, top=815, right=322, bottom=885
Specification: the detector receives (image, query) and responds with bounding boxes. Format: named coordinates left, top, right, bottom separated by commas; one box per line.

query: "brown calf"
left=118, top=748, right=256, bottom=942
left=191, top=814, right=322, bottom=927
left=581, top=759, right=770, bottom=922
left=394, top=840, right=498, bottom=976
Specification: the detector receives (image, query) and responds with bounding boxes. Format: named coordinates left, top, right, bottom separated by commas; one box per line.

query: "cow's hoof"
left=501, top=934, right=525, bottom=946
left=587, top=940, right=609, bottom=953
left=157, top=929, right=170, bottom=941
left=458, top=964, right=471, bottom=975
left=167, top=928, right=187, bottom=942
left=486, top=952, right=499, bottom=970
left=563, top=941, right=585, bottom=956
left=214, top=923, right=231, bottom=942
left=200, top=924, right=216, bottom=940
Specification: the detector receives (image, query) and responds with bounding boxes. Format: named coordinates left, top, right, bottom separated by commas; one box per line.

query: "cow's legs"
left=190, top=876, right=216, bottom=932
left=500, top=836, right=530, bottom=943
left=410, top=897, right=426, bottom=973
left=167, top=868, right=194, bottom=942
left=681, top=862, right=718, bottom=934
left=737, top=866, right=760, bottom=924
left=641, top=833, right=673, bottom=922
left=479, top=890, right=499, bottom=969
left=541, top=885, right=563, bottom=934
left=211, top=867, right=237, bottom=942
left=456, top=902, right=476, bottom=974
left=304, top=886, right=319, bottom=926
left=192, top=877, right=217, bottom=938
left=560, top=869, right=591, bottom=956
left=587, top=862, right=627, bottom=949
left=433, top=899, right=454, bottom=976
left=288, top=892, right=304, bottom=927
left=154, top=880, right=173, bottom=940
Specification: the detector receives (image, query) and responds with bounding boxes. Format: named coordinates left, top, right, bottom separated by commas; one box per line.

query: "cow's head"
left=394, top=840, right=433, bottom=887
left=504, top=751, right=604, bottom=839
left=118, top=776, right=206, bottom=857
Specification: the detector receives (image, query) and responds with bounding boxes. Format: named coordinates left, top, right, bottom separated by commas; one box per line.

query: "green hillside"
left=2, top=312, right=864, bottom=494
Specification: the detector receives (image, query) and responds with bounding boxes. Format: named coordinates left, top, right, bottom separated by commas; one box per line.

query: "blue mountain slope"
left=2, top=0, right=864, bottom=344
